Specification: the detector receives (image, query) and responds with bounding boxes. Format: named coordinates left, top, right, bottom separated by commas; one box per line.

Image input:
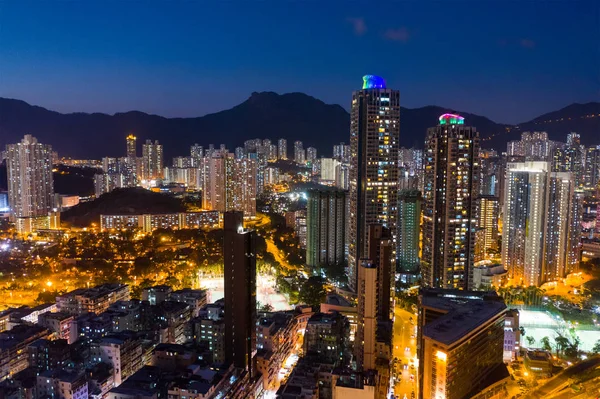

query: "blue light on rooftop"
left=362, top=75, right=386, bottom=89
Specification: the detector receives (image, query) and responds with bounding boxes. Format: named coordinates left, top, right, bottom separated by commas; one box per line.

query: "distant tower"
left=422, top=114, right=480, bottom=290
left=126, top=134, right=137, bottom=159
left=141, top=140, right=164, bottom=180
left=223, top=211, right=257, bottom=376
left=348, top=75, right=400, bottom=290
left=306, top=147, right=317, bottom=163
left=278, top=138, right=288, bottom=160
left=5, top=135, right=55, bottom=233
left=294, top=141, right=305, bottom=164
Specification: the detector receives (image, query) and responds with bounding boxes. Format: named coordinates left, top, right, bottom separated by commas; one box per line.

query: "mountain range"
left=0, top=93, right=598, bottom=159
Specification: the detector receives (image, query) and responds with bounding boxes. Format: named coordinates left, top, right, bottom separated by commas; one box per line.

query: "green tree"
left=526, top=336, right=536, bottom=347
left=592, top=340, right=600, bottom=354
left=554, top=334, right=571, bottom=357
left=541, top=336, right=552, bottom=352
left=299, top=276, right=327, bottom=308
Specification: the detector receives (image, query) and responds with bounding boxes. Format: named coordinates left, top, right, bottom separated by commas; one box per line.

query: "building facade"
left=502, top=161, right=580, bottom=286
left=397, top=189, right=422, bottom=274
left=348, top=75, right=400, bottom=290
left=422, top=114, right=480, bottom=290
left=5, top=135, right=55, bottom=233
left=223, top=211, right=257, bottom=376
left=306, top=189, right=346, bottom=270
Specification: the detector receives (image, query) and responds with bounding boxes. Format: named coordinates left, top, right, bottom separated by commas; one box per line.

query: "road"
left=524, top=355, right=600, bottom=399
left=392, top=306, right=418, bottom=399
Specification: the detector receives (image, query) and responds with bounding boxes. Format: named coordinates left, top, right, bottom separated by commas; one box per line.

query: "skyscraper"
left=355, top=225, right=393, bottom=383
left=126, top=134, right=137, bottom=160
left=141, top=139, right=164, bottom=180
left=397, top=189, right=422, bottom=275
left=202, top=152, right=257, bottom=217
left=278, top=138, right=287, bottom=160
left=294, top=141, right=305, bottom=164
left=422, top=114, right=480, bottom=290
left=502, top=161, right=580, bottom=286
left=223, top=211, right=256, bottom=376
left=475, top=195, right=500, bottom=261
left=584, top=146, right=600, bottom=189
left=306, top=147, right=317, bottom=163
left=348, top=75, right=400, bottom=290
left=6, top=135, right=55, bottom=233
left=190, top=143, right=203, bottom=166
left=306, top=189, right=346, bottom=270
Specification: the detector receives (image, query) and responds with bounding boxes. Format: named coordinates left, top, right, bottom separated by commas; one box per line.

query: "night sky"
left=1, top=1, right=597, bottom=123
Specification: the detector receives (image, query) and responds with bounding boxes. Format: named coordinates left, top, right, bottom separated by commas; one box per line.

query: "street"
left=392, top=305, right=418, bottom=399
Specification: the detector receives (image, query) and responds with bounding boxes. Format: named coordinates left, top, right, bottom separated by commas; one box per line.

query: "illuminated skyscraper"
left=502, top=161, right=580, bottom=286
left=141, top=139, right=164, bottom=180
left=293, top=141, right=305, bottom=164
left=223, top=211, right=256, bottom=376
left=306, top=189, right=346, bottom=269
left=584, top=146, right=600, bottom=189
left=475, top=195, right=499, bottom=261
left=306, top=147, right=317, bottom=163
left=278, top=138, right=287, bottom=160
left=422, top=114, right=480, bottom=290
left=190, top=143, right=203, bottom=166
left=6, top=135, right=55, bottom=233
left=348, top=75, right=400, bottom=290
left=202, top=152, right=257, bottom=217
left=126, top=134, right=136, bottom=159
left=397, top=189, right=422, bottom=274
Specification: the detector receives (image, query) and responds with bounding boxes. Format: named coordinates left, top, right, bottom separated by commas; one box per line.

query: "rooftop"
left=422, top=290, right=506, bottom=346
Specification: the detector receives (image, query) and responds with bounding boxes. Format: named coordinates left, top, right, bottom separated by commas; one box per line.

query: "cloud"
left=347, top=17, right=367, bottom=36
left=520, top=39, right=536, bottom=48
left=383, top=27, right=410, bottom=42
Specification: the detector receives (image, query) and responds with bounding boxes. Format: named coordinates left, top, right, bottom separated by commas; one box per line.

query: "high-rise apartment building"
left=190, top=143, right=203, bottom=166
left=475, top=196, right=499, bottom=262
left=306, top=147, right=317, bottom=163
left=397, top=189, right=422, bottom=274
left=422, top=114, right=480, bottom=290
left=6, top=135, right=55, bottom=233
left=141, top=140, right=164, bottom=180
left=507, top=131, right=557, bottom=161
left=584, top=146, right=600, bottom=189
left=553, top=142, right=584, bottom=188
left=502, top=161, right=580, bottom=286
left=355, top=225, right=393, bottom=382
left=126, top=135, right=137, bottom=160
left=278, top=139, right=287, bottom=160
left=306, top=189, right=346, bottom=269
left=294, top=141, right=305, bottom=164
left=202, top=152, right=257, bottom=217
left=418, top=289, right=508, bottom=399
left=223, top=211, right=257, bottom=376
left=348, top=75, right=400, bottom=290
left=333, top=142, right=351, bottom=163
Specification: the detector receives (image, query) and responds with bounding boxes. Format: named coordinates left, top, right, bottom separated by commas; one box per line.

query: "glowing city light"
left=362, top=75, right=386, bottom=89
left=439, top=113, right=465, bottom=125
left=436, top=351, right=447, bottom=361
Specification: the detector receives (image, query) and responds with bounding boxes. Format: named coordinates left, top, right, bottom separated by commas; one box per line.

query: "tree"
left=299, top=276, right=327, bottom=308
left=541, top=336, right=552, bottom=352
left=526, top=336, right=536, bottom=347
left=554, top=334, right=571, bottom=357
left=592, top=340, right=600, bottom=354
left=519, top=326, right=526, bottom=337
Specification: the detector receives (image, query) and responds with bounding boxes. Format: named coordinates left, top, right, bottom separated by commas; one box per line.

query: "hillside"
left=0, top=95, right=597, bottom=158
left=61, top=187, right=186, bottom=227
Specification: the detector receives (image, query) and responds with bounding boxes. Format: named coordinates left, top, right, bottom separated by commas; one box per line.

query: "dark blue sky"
left=1, top=1, right=598, bottom=123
